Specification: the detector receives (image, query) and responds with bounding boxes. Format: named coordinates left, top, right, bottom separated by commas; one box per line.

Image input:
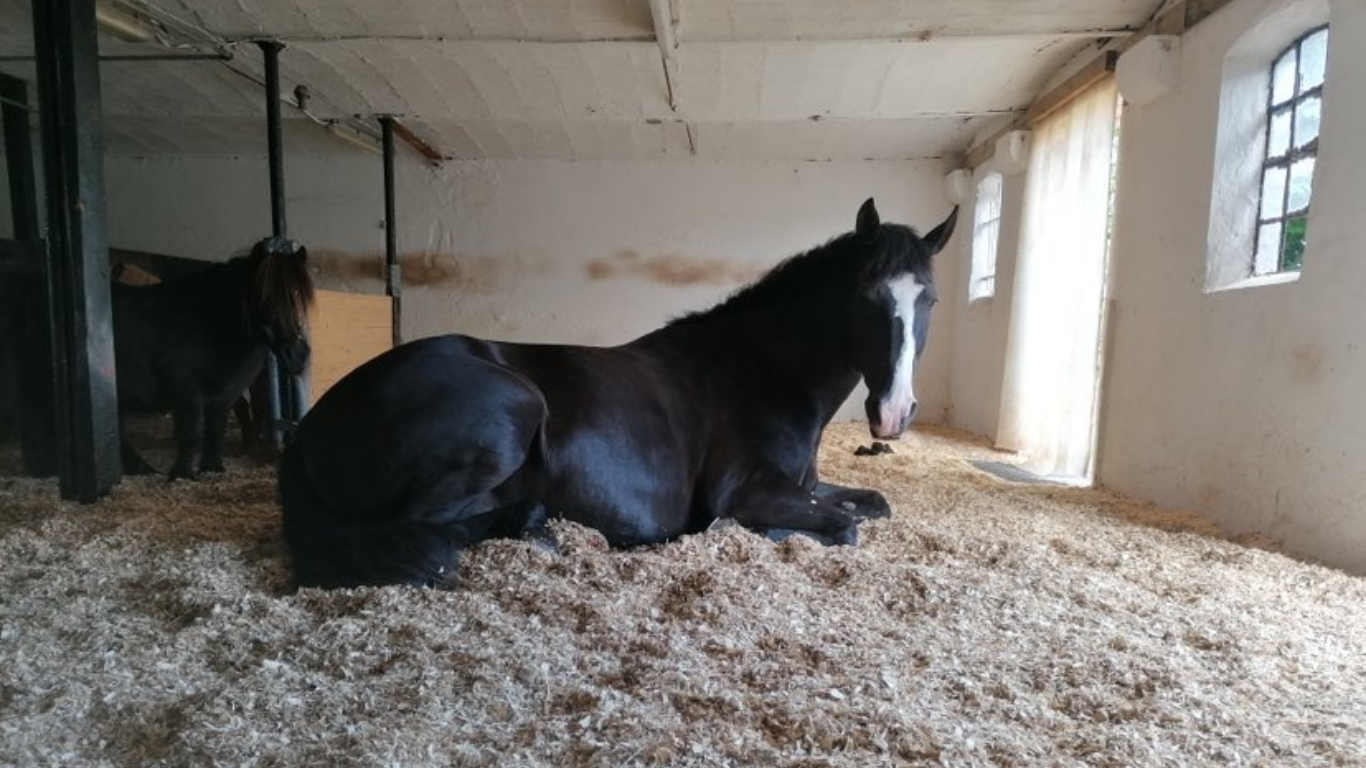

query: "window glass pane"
left=1300, top=29, right=1328, bottom=92
left=1294, top=96, right=1321, bottom=148
left=1271, top=50, right=1297, bottom=104
left=1255, top=222, right=1282, bottom=275
left=1287, top=157, right=1315, bottom=212
left=1282, top=216, right=1308, bottom=271
left=970, top=173, right=1002, bottom=301
left=1260, top=165, right=1287, bottom=219
left=1267, top=110, right=1292, bottom=157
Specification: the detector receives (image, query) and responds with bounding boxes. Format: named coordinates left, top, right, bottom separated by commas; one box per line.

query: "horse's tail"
left=278, top=445, right=460, bottom=589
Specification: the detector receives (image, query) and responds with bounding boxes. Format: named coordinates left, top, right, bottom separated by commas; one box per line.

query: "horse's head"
left=847, top=198, right=957, bottom=440
left=247, top=237, right=315, bottom=376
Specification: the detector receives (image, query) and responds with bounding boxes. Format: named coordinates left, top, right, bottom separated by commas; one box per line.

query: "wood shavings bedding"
left=1, top=423, right=1363, bottom=767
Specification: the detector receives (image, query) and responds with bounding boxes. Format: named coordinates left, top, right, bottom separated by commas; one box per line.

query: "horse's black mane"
left=246, top=245, right=314, bottom=335
left=145, top=244, right=314, bottom=336
left=668, top=223, right=931, bottom=327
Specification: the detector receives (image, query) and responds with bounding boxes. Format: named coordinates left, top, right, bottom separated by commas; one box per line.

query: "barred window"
left=1254, top=25, right=1328, bottom=275
left=970, top=173, right=1002, bottom=301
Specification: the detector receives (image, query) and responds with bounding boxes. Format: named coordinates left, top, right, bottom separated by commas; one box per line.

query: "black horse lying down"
left=114, top=238, right=313, bottom=480
left=281, top=199, right=956, bottom=588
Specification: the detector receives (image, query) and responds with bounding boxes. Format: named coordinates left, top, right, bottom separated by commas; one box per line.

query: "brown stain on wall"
left=1289, top=343, right=1325, bottom=383
left=307, top=250, right=539, bottom=294
left=586, top=250, right=764, bottom=287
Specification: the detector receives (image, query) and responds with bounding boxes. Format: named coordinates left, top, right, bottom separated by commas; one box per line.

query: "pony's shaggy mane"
left=244, top=244, right=315, bottom=336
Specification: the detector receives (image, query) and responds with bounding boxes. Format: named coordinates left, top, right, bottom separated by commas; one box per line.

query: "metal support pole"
left=32, top=0, right=121, bottom=500
left=0, top=73, right=56, bottom=477
left=259, top=41, right=287, bottom=240
left=256, top=40, right=291, bottom=448
left=379, top=116, right=402, bottom=348
left=1, top=77, right=39, bottom=242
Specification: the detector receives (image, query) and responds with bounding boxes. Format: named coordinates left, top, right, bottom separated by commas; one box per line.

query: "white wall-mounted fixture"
left=1118, top=35, right=1181, bottom=106
left=943, top=168, right=972, bottom=204
left=995, top=130, right=1032, bottom=175
left=95, top=0, right=154, bottom=43
left=326, top=121, right=382, bottom=155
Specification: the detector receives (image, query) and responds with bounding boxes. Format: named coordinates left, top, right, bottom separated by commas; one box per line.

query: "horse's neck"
left=205, top=264, right=261, bottom=345
left=655, top=302, right=858, bottom=422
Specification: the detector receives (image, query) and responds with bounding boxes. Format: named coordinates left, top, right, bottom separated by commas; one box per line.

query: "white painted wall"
left=1098, top=0, right=1366, bottom=573
left=101, top=154, right=959, bottom=424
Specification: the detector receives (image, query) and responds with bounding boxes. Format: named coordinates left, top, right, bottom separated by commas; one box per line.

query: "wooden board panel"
left=309, top=290, right=393, bottom=403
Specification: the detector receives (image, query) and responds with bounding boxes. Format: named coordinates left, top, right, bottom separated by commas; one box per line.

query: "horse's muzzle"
left=275, top=342, right=312, bottom=376
left=866, top=397, right=917, bottom=439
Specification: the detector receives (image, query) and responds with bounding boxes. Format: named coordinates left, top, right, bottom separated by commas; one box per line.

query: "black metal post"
left=379, top=116, right=402, bottom=348
left=256, top=40, right=291, bottom=448
left=1, top=77, right=39, bottom=242
left=31, top=0, right=121, bottom=500
left=0, top=73, right=57, bottom=477
left=259, top=41, right=287, bottom=240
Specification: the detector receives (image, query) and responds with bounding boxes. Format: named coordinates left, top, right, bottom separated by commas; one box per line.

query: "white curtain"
left=996, top=78, right=1119, bottom=481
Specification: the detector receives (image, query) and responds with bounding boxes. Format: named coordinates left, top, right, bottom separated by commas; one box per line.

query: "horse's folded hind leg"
left=812, top=482, right=891, bottom=521
left=759, top=527, right=843, bottom=546
left=514, top=502, right=559, bottom=554
left=428, top=499, right=560, bottom=554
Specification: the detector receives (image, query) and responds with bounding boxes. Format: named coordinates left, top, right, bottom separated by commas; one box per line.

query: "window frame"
left=969, top=172, right=1003, bottom=302
left=1252, top=24, right=1328, bottom=276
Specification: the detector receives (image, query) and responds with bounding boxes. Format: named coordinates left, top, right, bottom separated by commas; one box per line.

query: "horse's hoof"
left=851, top=494, right=892, bottom=520
left=198, top=463, right=226, bottom=474
left=521, top=524, right=561, bottom=555
left=168, top=467, right=197, bottom=482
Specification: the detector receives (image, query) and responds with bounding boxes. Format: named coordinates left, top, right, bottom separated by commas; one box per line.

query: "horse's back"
left=111, top=277, right=256, bottom=410
left=487, top=339, right=712, bottom=544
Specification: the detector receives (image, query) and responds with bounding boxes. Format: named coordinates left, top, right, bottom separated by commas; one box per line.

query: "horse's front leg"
left=198, top=401, right=230, bottom=474
left=800, top=451, right=892, bottom=521
left=812, top=481, right=892, bottom=521
left=118, top=416, right=159, bottom=475
left=727, top=468, right=859, bottom=546
left=169, top=396, right=204, bottom=481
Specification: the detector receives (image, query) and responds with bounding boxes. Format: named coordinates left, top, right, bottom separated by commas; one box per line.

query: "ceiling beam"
left=647, top=0, right=695, bottom=155
left=389, top=119, right=444, bottom=166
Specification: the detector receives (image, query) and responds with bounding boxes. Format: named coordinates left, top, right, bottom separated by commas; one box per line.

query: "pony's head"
left=846, top=198, right=957, bottom=440
left=245, top=237, right=315, bottom=376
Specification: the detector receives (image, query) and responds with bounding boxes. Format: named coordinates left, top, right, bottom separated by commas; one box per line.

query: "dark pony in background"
left=281, top=199, right=955, bottom=588
left=115, top=238, right=314, bottom=479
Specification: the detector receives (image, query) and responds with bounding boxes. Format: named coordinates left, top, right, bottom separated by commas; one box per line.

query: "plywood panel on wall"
left=309, top=290, right=392, bottom=403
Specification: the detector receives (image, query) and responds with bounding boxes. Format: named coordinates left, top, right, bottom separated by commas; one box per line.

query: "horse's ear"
left=856, top=198, right=880, bottom=238
left=294, top=245, right=308, bottom=265
left=922, top=206, right=959, bottom=257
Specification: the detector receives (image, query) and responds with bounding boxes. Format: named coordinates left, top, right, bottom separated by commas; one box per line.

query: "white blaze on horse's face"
left=872, top=272, right=926, bottom=439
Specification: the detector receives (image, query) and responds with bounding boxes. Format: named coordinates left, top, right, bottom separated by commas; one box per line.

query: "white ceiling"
left=0, top=0, right=1164, bottom=161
